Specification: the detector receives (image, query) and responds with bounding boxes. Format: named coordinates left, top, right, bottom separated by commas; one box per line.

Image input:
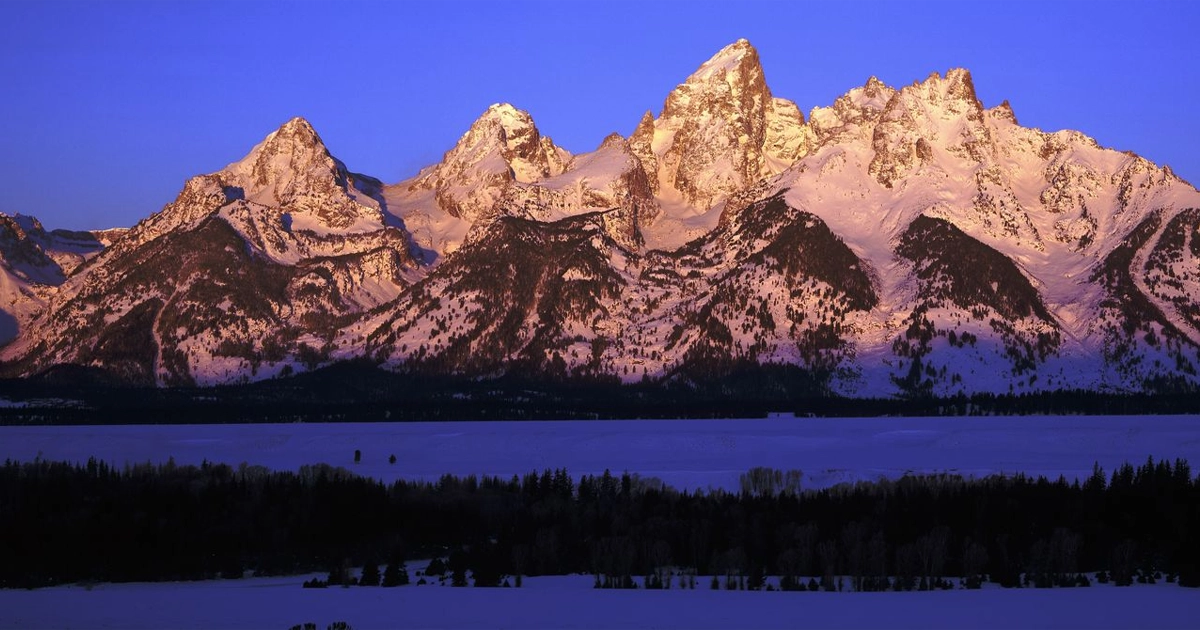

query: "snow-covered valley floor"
left=2, top=415, right=1199, bottom=629
left=2, top=572, right=1196, bottom=630
left=2, top=415, right=1199, bottom=491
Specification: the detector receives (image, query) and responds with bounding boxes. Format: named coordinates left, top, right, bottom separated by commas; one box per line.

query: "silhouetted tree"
left=382, top=555, right=409, bottom=587
left=424, top=557, right=446, bottom=577
left=359, top=561, right=380, bottom=587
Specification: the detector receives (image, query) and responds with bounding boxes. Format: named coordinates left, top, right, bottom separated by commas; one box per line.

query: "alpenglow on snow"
left=2, top=40, right=1199, bottom=397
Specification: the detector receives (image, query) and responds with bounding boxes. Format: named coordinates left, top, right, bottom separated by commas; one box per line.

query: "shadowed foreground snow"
left=2, top=415, right=1199, bottom=491
left=1, top=574, right=1196, bottom=630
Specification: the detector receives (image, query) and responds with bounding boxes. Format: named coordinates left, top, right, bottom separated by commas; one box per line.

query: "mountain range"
left=3, top=39, right=1198, bottom=398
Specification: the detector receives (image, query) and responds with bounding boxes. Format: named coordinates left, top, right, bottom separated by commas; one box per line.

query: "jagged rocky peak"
left=646, top=38, right=807, bottom=209
left=228, top=117, right=338, bottom=190
left=907, top=68, right=983, bottom=117
left=864, top=68, right=996, bottom=187
left=0, top=212, right=104, bottom=283
left=10, top=213, right=44, bottom=235
left=120, top=173, right=236, bottom=250
left=863, top=76, right=887, bottom=97
left=0, top=213, right=56, bottom=279
left=118, top=117, right=393, bottom=260
left=469, top=103, right=569, bottom=182
left=990, top=99, right=1018, bottom=125
left=221, top=116, right=383, bottom=229
left=870, top=69, right=985, bottom=134
left=807, top=75, right=895, bottom=143
left=668, top=38, right=765, bottom=109
left=416, top=103, right=570, bottom=222
left=1, top=213, right=32, bottom=241
left=598, top=131, right=628, bottom=151
left=660, top=37, right=770, bottom=156
left=0, top=116, right=422, bottom=386
left=944, top=68, right=979, bottom=104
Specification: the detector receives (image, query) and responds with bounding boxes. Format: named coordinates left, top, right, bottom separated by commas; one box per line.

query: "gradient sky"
left=1, top=0, right=1197, bottom=231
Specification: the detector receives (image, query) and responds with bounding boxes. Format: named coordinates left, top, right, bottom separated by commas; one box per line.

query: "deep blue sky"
left=2, top=0, right=1197, bottom=231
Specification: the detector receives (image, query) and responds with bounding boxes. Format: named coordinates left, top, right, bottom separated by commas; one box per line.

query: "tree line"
left=1, top=456, right=1197, bottom=590
left=3, top=362, right=1200, bottom=426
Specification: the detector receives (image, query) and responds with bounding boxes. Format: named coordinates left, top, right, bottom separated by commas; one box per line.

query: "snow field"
left=3, top=415, right=1199, bottom=629
left=1, top=571, right=1195, bottom=630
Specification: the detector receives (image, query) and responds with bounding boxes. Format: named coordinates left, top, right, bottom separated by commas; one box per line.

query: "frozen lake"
left=2, top=415, right=1199, bottom=491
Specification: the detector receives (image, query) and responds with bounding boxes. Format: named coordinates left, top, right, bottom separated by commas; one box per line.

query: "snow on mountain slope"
left=393, top=105, right=568, bottom=232
left=499, top=134, right=657, bottom=250
left=0, top=214, right=65, bottom=289
left=8, top=214, right=107, bottom=278
left=352, top=211, right=633, bottom=379
left=0, top=213, right=107, bottom=345
left=758, top=68, right=1200, bottom=395
left=361, top=55, right=1200, bottom=396
left=384, top=104, right=656, bottom=256
left=0, top=119, right=421, bottom=385
left=383, top=104, right=571, bottom=260
left=3, top=40, right=1199, bottom=396
left=382, top=40, right=816, bottom=258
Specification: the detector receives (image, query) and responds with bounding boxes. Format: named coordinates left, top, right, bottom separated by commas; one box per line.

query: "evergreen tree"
left=3, top=457, right=1198, bottom=592
left=220, top=558, right=244, bottom=580
left=327, top=561, right=351, bottom=587
left=359, top=561, right=380, bottom=587
left=449, top=549, right=469, bottom=587
left=382, top=558, right=409, bottom=587
left=425, top=557, right=446, bottom=577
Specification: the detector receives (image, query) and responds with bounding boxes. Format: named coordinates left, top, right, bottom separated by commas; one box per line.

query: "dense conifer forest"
left=2, top=456, right=1197, bottom=590
left=2, top=362, right=1199, bottom=425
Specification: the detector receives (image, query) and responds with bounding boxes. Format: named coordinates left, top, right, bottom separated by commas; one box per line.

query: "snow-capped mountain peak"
left=0, top=116, right=421, bottom=385
left=654, top=38, right=773, bottom=200
left=219, top=116, right=386, bottom=231
left=4, top=45, right=1199, bottom=399
left=227, top=116, right=333, bottom=187
left=682, top=38, right=759, bottom=85
left=407, top=102, right=570, bottom=223
left=631, top=39, right=810, bottom=248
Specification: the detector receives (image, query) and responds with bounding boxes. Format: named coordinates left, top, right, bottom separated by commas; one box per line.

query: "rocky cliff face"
left=645, top=39, right=807, bottom=207
left=4, top=41, right=1199, bottom=396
